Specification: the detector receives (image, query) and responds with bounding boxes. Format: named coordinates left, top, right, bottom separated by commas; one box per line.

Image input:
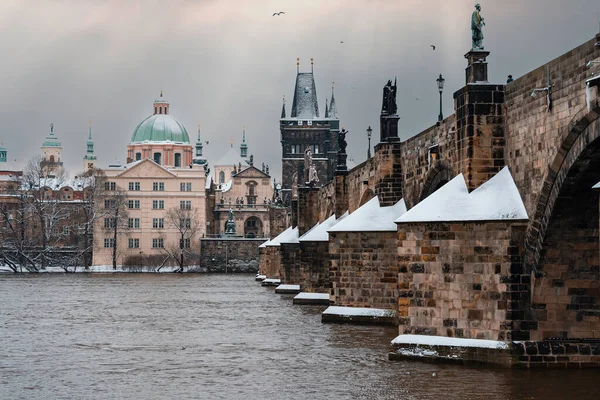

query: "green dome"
left=130, top=114, right=190, bottom=144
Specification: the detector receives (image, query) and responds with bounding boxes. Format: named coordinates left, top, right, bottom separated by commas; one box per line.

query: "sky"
left=1, top=0, right=599, bottom=180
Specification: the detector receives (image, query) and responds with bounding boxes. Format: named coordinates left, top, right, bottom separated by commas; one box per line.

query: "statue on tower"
left=471, top=3, right=485, bottom=50
left=381, top=79, right=397, bottom=115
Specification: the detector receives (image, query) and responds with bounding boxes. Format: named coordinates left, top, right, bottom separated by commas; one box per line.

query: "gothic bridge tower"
left=279, top=58, right=340, bottom=203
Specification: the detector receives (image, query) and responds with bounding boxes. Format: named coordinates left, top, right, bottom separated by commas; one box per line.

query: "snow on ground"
left=391, top=334, right=509, bottom=349
left=329, top=197, right=407, bottom=232
left=294, top=292, right=330, bottom=300
left=276, top=284, right=300, bottom=291
left=396, top=166, right=528, bottom=223
left=300, top=211, right=349, bottom=242
left=323, top=306, right=396, bottom=317
left=261, top=278, right=281, bottom=284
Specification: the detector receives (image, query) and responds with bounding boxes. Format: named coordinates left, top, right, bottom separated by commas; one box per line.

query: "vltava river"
left=1, top=274, right=599, bottom=400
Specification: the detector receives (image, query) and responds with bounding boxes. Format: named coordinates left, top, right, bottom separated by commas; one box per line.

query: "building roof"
left=215, top=146, right=247, bottom=167
left=42, top=131, right=61, bottom=148
left=130, top=114, right=190, bottom=144
left=290, top=72, right=319, bottom=119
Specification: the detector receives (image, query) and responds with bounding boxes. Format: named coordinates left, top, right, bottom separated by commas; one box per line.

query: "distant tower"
left=0, top=145, right=6, bottom=163
left=279, top=59, right=340, bottom=203
left=240, top=127, right=248, bottom=158
left=83, top=120, right=97, bottom=172
left=193, top=123, right=207, bottom=165
left=41, top=123, right=63, bottom=177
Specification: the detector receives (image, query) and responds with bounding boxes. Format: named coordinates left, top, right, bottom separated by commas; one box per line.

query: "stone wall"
left=329, top=231, right=399, bottom=309
left=280, top=242, right=300, bottom=283
left=297, top=241, right=331, bottom=292
left=260, top=246, right=281, bottom=278
left=268, top=206, right=289, bottom=238
left=200, top=238, right=264, bottom=273
left=397, top=222, right=528, bottom=341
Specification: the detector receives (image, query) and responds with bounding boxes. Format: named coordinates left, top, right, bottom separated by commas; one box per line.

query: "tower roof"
left=329, top=84, right=338, bottom=119
left=42, top=124, right=61, bottom=148
left=290, top=72, right=319, bottom=119
left=130, top=114, right=190, bottom=144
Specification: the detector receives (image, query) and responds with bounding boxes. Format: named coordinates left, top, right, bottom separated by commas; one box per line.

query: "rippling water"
left=1, top=273, right=599, bottom=400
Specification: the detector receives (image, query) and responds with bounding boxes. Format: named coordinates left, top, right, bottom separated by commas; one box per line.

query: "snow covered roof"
left=221, top=179, right=232, bottom=193
left=290, top=72, right=319, bottom=119
left=258, top=239, right=270, bottom=248
left=266, top=226, right=296, bottom=247
left=300, top=212, right=349, bottom=242
left=593, top=181, right=600, bottom=189
left=329, top=197, right=407, bottom=232
left=280, top=227, right=299, bottom=244
left=215, top=146, right=247, bottom=167
left=205, top=174, right=212, bottom=190
left=396, top=166, right=528, bottom=223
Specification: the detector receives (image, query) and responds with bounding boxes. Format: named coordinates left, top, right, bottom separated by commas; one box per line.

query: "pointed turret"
left=240, top=127, right=248, bottom=158
left=83, top=120, right=97, bottom=171
left=280, top=96, right=286, bottom=119
left=325, top=97, right=329, bottom=118
left=192, top=123, right=206, bottom=165
left=329, top=83, right=338, bottom=119
left=290, top=58, right=320, bottom=119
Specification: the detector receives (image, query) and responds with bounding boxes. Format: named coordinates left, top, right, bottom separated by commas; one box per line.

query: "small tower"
left=329, top=83, right=338, bottom=119
left=153, top=90, right=170, bottom=115
left=280, top=96, right=286, bottom=119
left=240, top=127, right=248, bottom=158
left=193, top=123, right=207, bottom=165
left=83, top=120, right=97, bottom=172
left=41, top=123, right=63, bottom=177
left=0, top=145, right=7, bottom=163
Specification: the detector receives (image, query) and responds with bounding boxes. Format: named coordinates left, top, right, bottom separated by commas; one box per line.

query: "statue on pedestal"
left=225, top=208, right=236, bottom=235
left=304, top=148, right=313, bottom=183
left=291, top=171, right=298, bottom=199
left=338, top=128, right=348, bottom=154
left=381, top=79, right=398, bottom=115
left=471, top=3, right=485, bottom=50
left=308, top=164, right=319, bottom=186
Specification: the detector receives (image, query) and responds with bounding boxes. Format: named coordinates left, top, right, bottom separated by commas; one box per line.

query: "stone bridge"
left=264, top=33, right=600, bottom=367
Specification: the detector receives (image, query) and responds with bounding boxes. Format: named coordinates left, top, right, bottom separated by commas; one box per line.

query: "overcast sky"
left=1, top=0, right=599, bottom=180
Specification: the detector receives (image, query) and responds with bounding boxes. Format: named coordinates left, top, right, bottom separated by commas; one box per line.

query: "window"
left=152, top=200, right=165, bottom=209
left=62, top=226, right=70, bottom=235
left=152, top=238, right=164, bottom=248
left=104, top=218, right=116, bottom=228
left=135, top=152, right=142, bottom=161
left=180, top=182, right=192, bottom=192
left=128, top=238, right=140, bottom=248
left=184, top=238, right=191, bottom=248
left=311, top=144, right=319, bottom=154
left=153, top=182, right=165, bottom=191
left=153, top=152, right=162, bottom=165
left=129, top=182, right=140, bottom=191
left=128, top=218, right=140, bottom=229
left=180, top=218, right=191, bottom=228
left=290, top=144, right=301, bottom=154
left=248, top=183, right=255, bottom=196
left=219, top=171, right=225, bottom=184
left=179, top=200, right=191, bottom=210
left=174, top=153, right=181, bottom=167
left=128, top=200, right=140, bottom=209
left=104, top=182, right=116, bottom=191
left=104, top=238, right=115, bottom=248
left=74, top=208, right=80, bottom=215
left=152, top=218, right=164, bottom=229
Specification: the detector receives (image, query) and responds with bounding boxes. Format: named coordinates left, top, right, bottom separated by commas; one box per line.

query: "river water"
left=0, top=274, right=598, bottom=400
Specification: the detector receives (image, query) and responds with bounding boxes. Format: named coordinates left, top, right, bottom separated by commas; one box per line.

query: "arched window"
left=49, top=155, right=55, bottom=163
left=135, top=152, right=142, bottom=161
left=153, top=152, right=162, bottom=165
left=219, top=171, right=225, bottom=184
left=174, top=153, right=181, bottom=167
left=154, top=107, right=157, bottom=114
left=249, top=183, right=255, bottom=196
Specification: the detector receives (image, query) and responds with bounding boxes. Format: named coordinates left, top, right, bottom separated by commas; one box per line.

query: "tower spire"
left=195, top=123, right=203, bottom=157
left=296, top=57, right=299, bottom=73
left=329, top=82, right=338, bottom=119
left=83, top=119, right=96, bottom=171
left=311, top=57, right=314, bottom=73
left=281, top=95, right=286, bottom=119
left=240, top=126, right=248, bottom=158
left=325, top=97, right=329, bottom=118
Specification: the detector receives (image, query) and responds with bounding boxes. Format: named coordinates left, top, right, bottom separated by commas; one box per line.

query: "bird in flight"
left=430, top=45, right=436, bottom=50
left=340, top=41, right=344, bottom=43
left=273, top=11, right=285, bottom=16
left=205, top=141, right=210, bottom=145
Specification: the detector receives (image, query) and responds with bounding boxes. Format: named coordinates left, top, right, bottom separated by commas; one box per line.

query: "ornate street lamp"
left=366, top=126, right=373, bottom=158
left=436, top=73, right=445, bottom=122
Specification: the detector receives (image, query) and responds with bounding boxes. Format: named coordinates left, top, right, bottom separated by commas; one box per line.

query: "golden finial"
left=89, top=119, right=92, bottom=128
left=197, top=122, right=200, bottom=131
left=297, top=57, right=300, bottom=73
left=311, top=57, right=314, bottom=65
left=230, top=136, right=233, bottom=147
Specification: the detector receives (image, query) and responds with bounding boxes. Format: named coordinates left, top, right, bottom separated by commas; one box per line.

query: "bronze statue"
left=381, top=79, right=398, bottom=115
left=471, top=3, right=485, bottom=50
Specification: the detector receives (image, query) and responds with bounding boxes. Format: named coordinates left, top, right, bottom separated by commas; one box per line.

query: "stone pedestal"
left=334, top=174, right=349, bottom=218
left=297, top=186, right=320, bottom=235
left=380, top=115, right=400, bottom=143
left=291, top=198, right=298, bottom=228
left=465, top=50, right=490, bottom=84
left=335, top=153, right=348, bottom=175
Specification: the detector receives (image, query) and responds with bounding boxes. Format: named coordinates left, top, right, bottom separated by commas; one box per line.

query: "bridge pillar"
left=454, top=50, right=506, bottom=190
left=297, top=186, right=320, bottom=235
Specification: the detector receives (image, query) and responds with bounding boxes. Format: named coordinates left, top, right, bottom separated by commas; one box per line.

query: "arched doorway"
left=244, top=216, right=262, bottom=238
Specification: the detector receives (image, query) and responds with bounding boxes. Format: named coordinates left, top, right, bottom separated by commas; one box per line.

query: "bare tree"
left=161, top=206, right=201, bottom=272
left=98, top=176, right=129, bottom=270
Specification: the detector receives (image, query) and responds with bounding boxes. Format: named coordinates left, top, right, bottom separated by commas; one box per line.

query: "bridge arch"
left=525, top=100, right=600, bottom=272
left=419, top=161, right=454, bottom=202
left=359, top=188, right=375, bottom=206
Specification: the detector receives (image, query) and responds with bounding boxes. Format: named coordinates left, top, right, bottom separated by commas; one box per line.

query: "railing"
left=215, top=203, right=270, bottom=211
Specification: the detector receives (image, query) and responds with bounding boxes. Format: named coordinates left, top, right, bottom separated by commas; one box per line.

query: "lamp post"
left=436, top=73, right=445, bottom=122
left=366, top=126, right=372, bottom=159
